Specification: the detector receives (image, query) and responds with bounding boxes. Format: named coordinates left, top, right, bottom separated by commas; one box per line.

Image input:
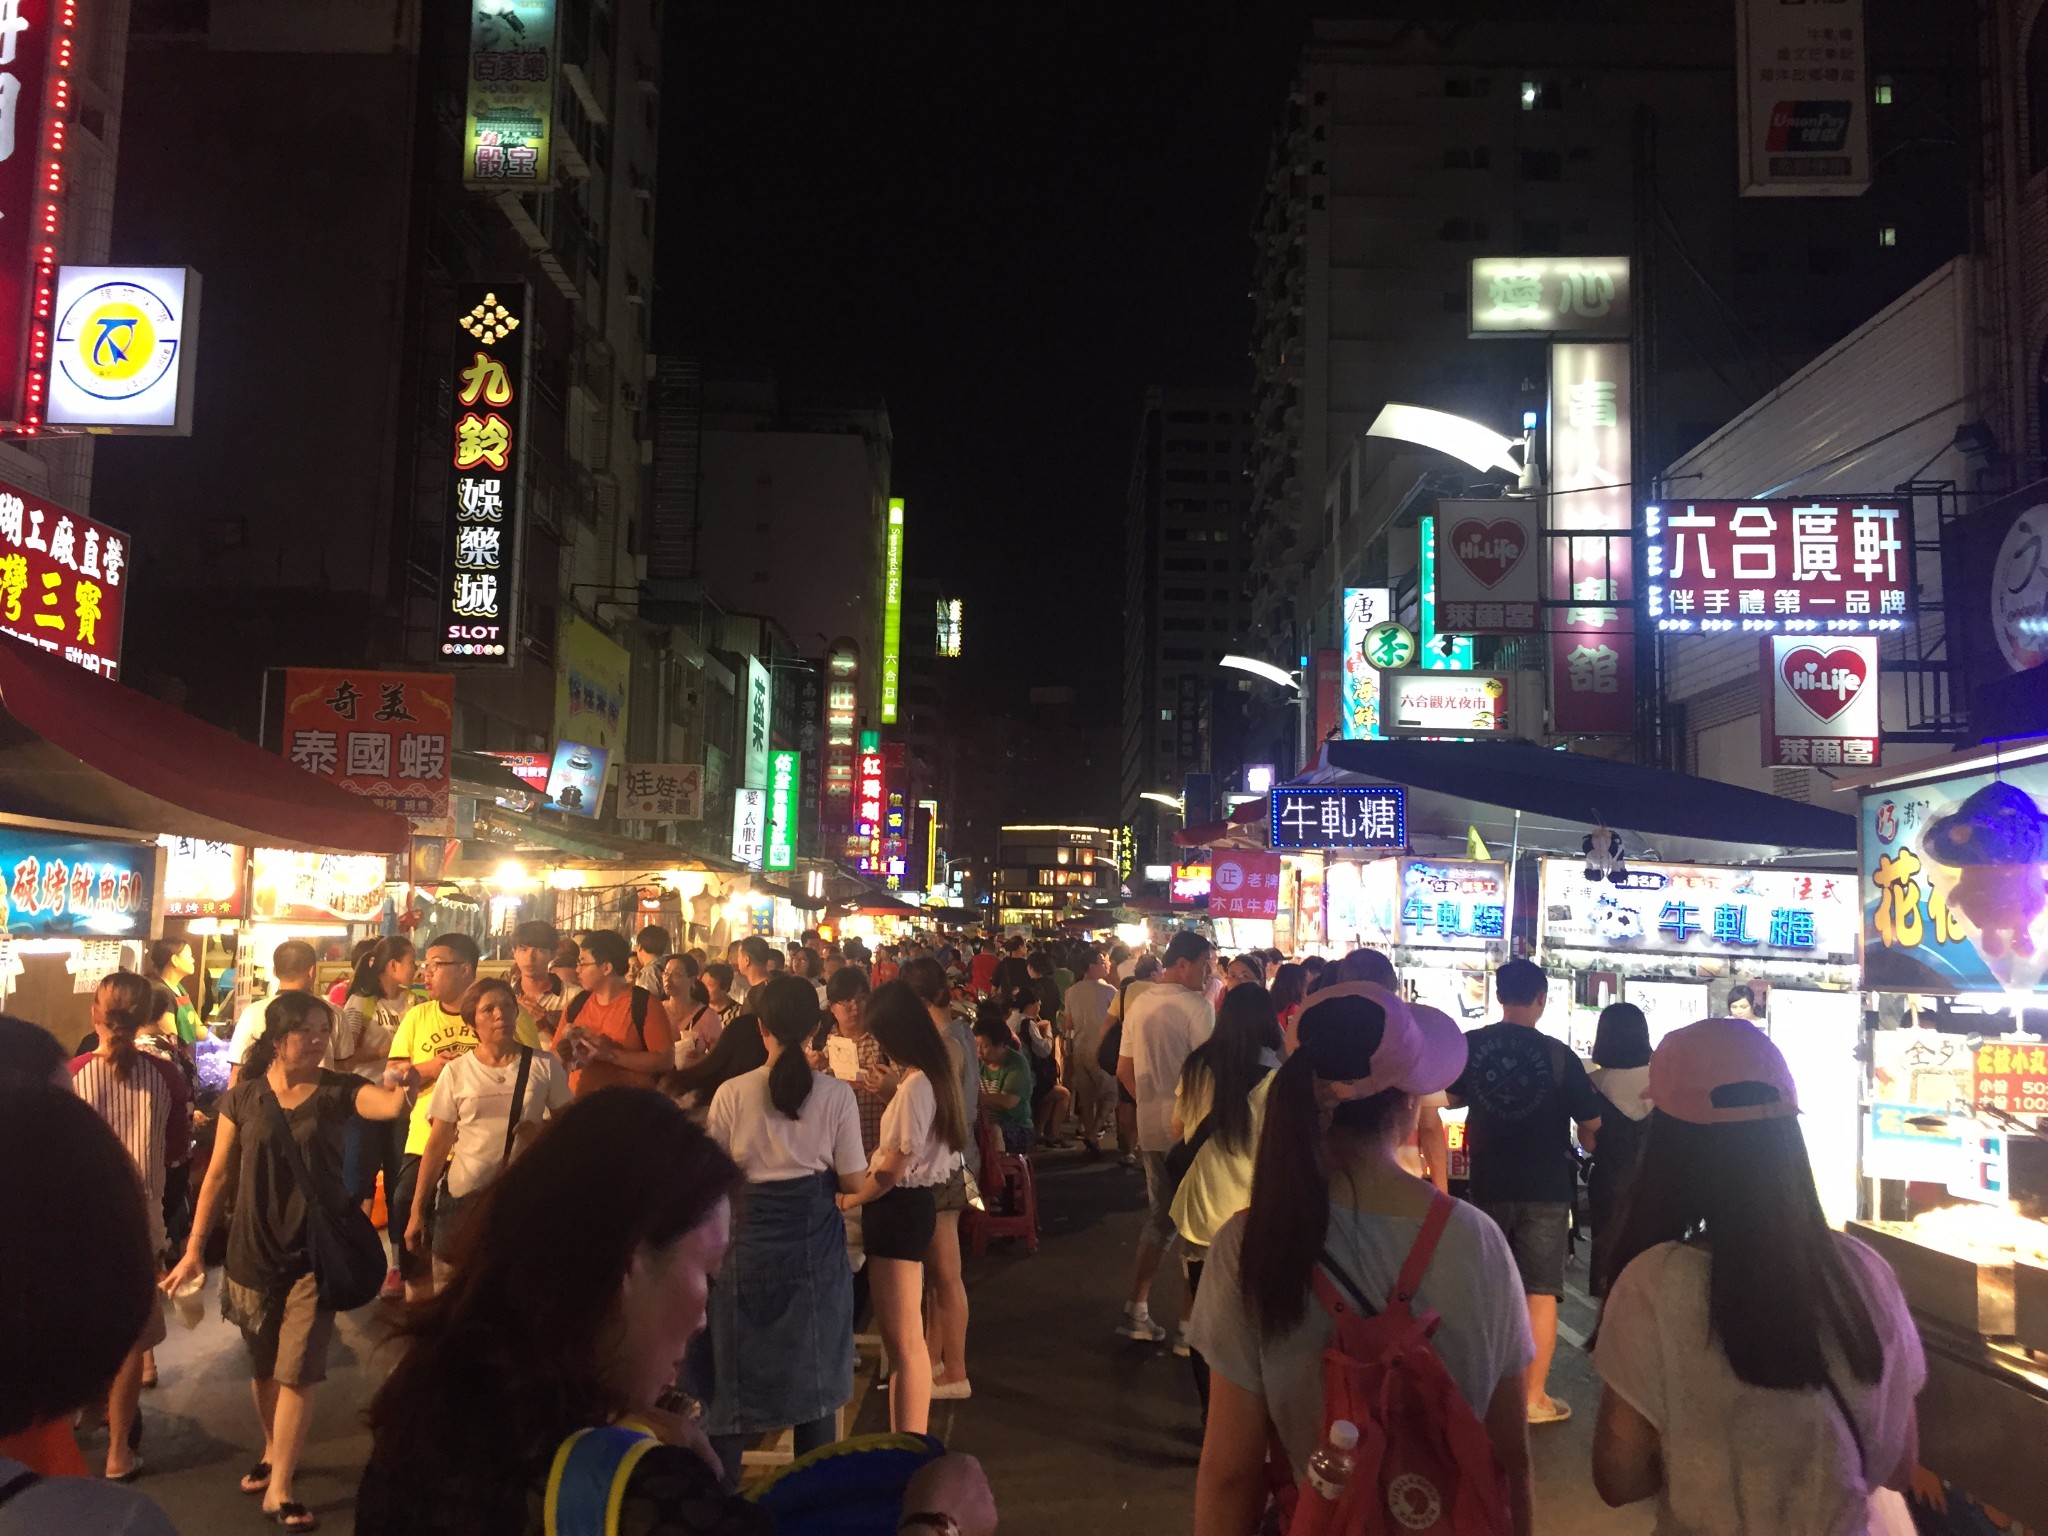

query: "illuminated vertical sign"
left=743, top=655, right=771, bottom=791
left=0, top=0, right=70, bottom=430
left=464, top=0, right=556, bottom=189
left=881, top=499, right=904, bottom=723
left=881, top=741, right=908, bottom=887
left=765, top=750, right=799, bottom=872
left=1418, top=515, right=1475, bottom=670
left=1340, top=588, right=1390, bottom=739
left=441, top=285, right=526, bottom=662
left=823, top=640, right=858, bottom=838
left=1549, top=342, right=1635, bottom=734
left=936, top=597, right=962, bottom=658
left=919, top=798, right=940, bottom=890
left=855, top=747, right=885, bottom=872
left=731, top=787, right=766, bottom=869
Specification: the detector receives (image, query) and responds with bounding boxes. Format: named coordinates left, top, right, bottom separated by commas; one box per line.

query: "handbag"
left=1096, top=1021, right=1122, bottom=1077
left=261, top=1083, right=386, bottom=1312
left=1162, top=1111, right=1215, bottom=1192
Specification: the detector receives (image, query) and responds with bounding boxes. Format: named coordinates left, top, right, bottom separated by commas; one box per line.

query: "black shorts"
left=863, top=1183, right=938, bottom=1261
left=1478, top=1200, right=1571, bottom=1298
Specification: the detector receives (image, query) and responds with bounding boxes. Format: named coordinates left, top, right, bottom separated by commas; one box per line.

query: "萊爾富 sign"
left=1434, top=499, right=1540, bottom=634
left=1763, top=635, right=1879, bottom=769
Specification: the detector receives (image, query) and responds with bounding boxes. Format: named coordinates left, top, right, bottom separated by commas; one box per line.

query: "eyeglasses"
left=422, top=959, right=469, bottom=972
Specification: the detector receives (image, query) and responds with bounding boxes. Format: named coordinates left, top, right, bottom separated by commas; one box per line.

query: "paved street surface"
left=136, top=1154, right=1651, bottom=1535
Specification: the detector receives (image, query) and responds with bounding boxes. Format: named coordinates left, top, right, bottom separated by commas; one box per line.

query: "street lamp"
left=1139, top=791, right=1184, bottom=814
left=1219, top=654, right=1311, bottom=775
left=1365, top=402, right=1524, bottom=476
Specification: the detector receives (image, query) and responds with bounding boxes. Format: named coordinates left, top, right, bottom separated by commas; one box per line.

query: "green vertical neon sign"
left=881, top=499, right=905, bottom=723
left=1419, top=515, right=1474, bottom=671
left=765, top=749, right=799, bottom=872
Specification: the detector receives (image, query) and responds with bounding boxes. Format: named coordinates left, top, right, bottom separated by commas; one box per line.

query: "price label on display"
left=1973, top=1039, right=2048, bottom=1118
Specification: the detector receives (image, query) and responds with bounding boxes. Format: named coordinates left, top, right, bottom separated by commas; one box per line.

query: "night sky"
left=659, top=5, right=1326, bottom=720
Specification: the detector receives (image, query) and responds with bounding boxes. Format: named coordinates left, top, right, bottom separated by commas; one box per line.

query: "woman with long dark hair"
left=696, top=975, right=866, bottom=1484
left=835, top=981, right=968, bottom=1430
left=358, top=1086, right=995, bottom=1535
left=335, top=936, right=415, bottom=1223
left=900, top=956, right=977, bottom=1405
left=1590, top=1018, right=1923, bottom=1529
left=1585, top=1001, right=1653, bottom=1297
left=1187, top=983, right=1534, bottom=1536
left=1268, top=962, right=1307, bottom=1052
left=667, top=1009, right=768, bottom=1118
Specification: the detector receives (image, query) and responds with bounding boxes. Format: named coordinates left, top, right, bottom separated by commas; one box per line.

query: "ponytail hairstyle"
left=241, top=990, right=336, bottom=1080
left=865, top=981, right=969, bottom=1152
left=1180, top=983, right=1284, bottom=1154
left=1239, top=992, right=1410, bottom=1337
left=350, top=935, right=415, bottom=1001
left=754, top=975, right=822, bottom=1120
left=94, top=972, right=153, bottom=1082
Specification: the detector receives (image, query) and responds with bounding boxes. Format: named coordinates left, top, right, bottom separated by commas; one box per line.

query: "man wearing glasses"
left=558, top=929, right=674, bottom=1098
left=386, top=932, right=480, bottom=1302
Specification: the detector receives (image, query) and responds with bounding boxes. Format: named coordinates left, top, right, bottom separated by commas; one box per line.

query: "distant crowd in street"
left=0, top=922, right=1925, bottom=1536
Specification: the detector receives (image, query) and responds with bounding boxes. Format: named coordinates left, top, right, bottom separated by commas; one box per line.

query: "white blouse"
left=875, top=1068, right=962, bottom=1188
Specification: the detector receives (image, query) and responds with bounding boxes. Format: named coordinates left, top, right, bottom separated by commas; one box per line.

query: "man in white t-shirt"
left=1115, top=928, right=1215, bottom=1343
left=225, top=939, right=321, bottom=1086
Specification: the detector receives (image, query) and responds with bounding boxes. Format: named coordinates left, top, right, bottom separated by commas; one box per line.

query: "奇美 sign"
left=1646, top=500, right=1910, bottom=633
left=1537, top=858, right=1858, bottom=965
left=731, top=786, right=766, bottom=870
left=160, top=836, right=246, bottom=919
left=47, top=266, right=202, bottom=434
left=0, top=829, right=155, bottom=938
left=1735, top=0, right=1869, bottom=198
left=282, top=669, right=455, bottom=822
left=1468, top=256, right=1630, bottom=338
left=765, top=750, right=799, bottom=872
left=1382, top=670, right=1511, bottom=738
left=1210, top=850, right=1281, bottom=920
left=1400, top=859, right=1508, bottom=949
left=1271, top=786, right=1406, bottom=851
left=1860, top=756, right=2048, bottom=993
left=1434, top=498, right=1540, bottom=633
left=1763, top=635, right=1879, bottom=768
left=443, top=287, right=527, bottom=661
left=464, top=0, right=555, bottom=188
left=0, top=485, right=128, bottom=678
left=617, top=763, right=703, bottom=821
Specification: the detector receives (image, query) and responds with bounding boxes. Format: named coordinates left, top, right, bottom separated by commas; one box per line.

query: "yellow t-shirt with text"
left=390, top=1000, right=477, bottom=1155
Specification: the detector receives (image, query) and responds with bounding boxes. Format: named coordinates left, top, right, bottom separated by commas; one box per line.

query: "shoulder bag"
left=261, top=1082, right=386, bottom=1311
left=429, top=1047, right=533, bottom=1263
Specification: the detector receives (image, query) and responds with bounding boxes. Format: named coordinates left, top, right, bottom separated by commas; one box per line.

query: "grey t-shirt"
left=944, top=1015, right=981, bottom=1177
left=1187, top=1199, right=1535, bottom=1475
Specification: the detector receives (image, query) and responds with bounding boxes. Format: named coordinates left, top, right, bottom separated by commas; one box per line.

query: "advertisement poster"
left=1271, top=786, right=1406, bottom=851
left=160, top=836, right=246, bottom=919
left=1735, top=0, right=1870, bottom=197
left=481, top=750, right=551, bottom=791
left=249, top=848, right=387, bottom=925
left=47, top=266, right=202, bottom=434
left=1646, top=499, right=1909, bottom=633
left=1340, top=587, right=1390, bottom=739
left=282, top=669, right=455, bottom=821
left=1468, top=255, right=1631, bottom=338
left=731, top=787, right=766, bottom=869
left=441, top=285, right=526, bottom=662
left=1434, top=498, right=1541, bottom=633
left=1860, top=759, right=2048, bottom=992
left=1382, top=670, right=1511, bottom=737
left=0, top=830, right=155, bottom=938
left=1548, top=341, right=1634, bottom=736
left=1398, top=859, right=1508, bottom=949
left=555, top=610, right=630, bottom=758
left=1539, top=858, right=1858, bottom=964
left=616, top=762, right=703, bottom=821
left=543, top=740, right=608, bottom=818
left=1210, top=849, right=1281, bottom=920
left=464, top=0, right=555, bottom=188
left=1763, top=634, right=1879, bottom=768
left=1622, top=978, right=1711, bottom=1048
left=1323, top=857, right=1399, bottom=950
left=0, top=484, right=130, bottom=679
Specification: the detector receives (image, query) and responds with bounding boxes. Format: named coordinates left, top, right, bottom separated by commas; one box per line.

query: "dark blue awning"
left=1319, top=740, right=1855, bottom=857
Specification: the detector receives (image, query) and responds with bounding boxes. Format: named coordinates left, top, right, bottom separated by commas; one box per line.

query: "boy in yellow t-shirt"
left=387, top=933, right=482, bottom=1301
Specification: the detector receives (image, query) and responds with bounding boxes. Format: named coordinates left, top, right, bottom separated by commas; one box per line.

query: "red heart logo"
left=1449, top=518, right=1527, bottom=589
left=1780, top=646, right=1868, bottom=722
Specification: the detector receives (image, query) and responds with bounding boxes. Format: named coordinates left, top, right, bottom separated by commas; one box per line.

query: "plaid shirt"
left=847, top=1030, right=888, bottom=1155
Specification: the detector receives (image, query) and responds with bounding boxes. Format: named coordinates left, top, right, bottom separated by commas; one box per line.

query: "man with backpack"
left=1447, top=957, right=1602, bottom=1427
left=559, top=930, right=675, bottom=1099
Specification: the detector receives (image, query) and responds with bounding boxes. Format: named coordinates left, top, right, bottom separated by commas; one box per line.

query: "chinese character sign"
left=1340, top=588, right=1391, bottom=739
left=765, top=750, right=799, bottom=872
left=1382, top=671, right=1511, bottom=737
left=1468, top=256, right=1631, bottom=338
left=1209, top=851, right=1282, bottom=919
left=442, top=286, right=527, bottom=661
left=1435, top=499, right=1540, bottom=634
left=1736, top=0, right=1869, bottom=197
left=250, top=848, right=389, bottom=925
left=744, top=656, right=772, bottom=793
left=1548, top=342, right=1635, bottom=735
left=160, top=836, right=246, bottom=919
left=555, top=609, right=630, bottom=757
left=1763, top=635, right=1879, bottom=769
left=1538, top=858, right=1858, bottom=964
left=1860, top=759, right=2048, bottom=993
left=0, top=485, right=130, bottom=678
left=1399, top=859, right=1508, bottom=950
left=0, top=829, right=155, bottom=938
left=0, top=0, right=65, bottom=427
left=1646, top=500, right=1910, bottom=633
left=1271, top=787, right=1406, bottom=851
left=616, top=762, right=704, bottom=822
left=1972, top=1039, right=2048, bottom=1118
left=1170, top=862, right=1212, bottom=905
left=731, top=786, right=767, bottom=869
left=881, top=501, right=904, bottom=723
left=281, top=669, right=455, bottom=821
left=464, top=0, right=555, bottom=189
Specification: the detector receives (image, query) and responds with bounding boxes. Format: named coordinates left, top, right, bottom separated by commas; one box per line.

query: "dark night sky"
left=658, top=6, right=1326, bottom=721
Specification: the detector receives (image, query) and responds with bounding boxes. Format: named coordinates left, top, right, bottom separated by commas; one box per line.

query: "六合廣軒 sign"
left=1209, top=850, right=1281, bottom=919
left=282, top=669, right=455, bottom=821
left=543, top=740, right=608, bottom=818
left=766, top=750, right=799, bottom=872
left=1399, top=859, right=1508, bottom=949
left=881, top=501, right=905, bottom=724
left=1646, top=500, right=1910, bottom=633
left=159, top=836, right=246, bottom=919
left=1382, top=670, right=1511, bottom=738
left=1735, top=0, right=1869, bottom=198
left=1271, top=786, right=1406, bottom=851
left=250, top=848, right=388, bottom=925
left=616, top=762, right=703, bottom=821
left=1763, top=635, right=1879, bottom=768
left=47, top=266, right=202, bottom=434
left=1468, top=256, right=1630, bottom=338
left=0, top=486, right=129, bottom=678
left=1434, top=499, right=1540, bottom=634
left=0, top=0, right=69, bottom=428
left=1341, top=588, right=1390, bottom=739
left=1537, top=858, right=1858, bottom=965
left=443, top=287, right=527, bottom=661
left=464, top=0, right=555, bottom=188
left=731, top=786, right=767, bottom=869
left=0, top=829, right=155, bottom=938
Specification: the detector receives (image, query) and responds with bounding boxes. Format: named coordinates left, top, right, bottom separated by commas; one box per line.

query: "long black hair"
left=240, top=990, right=335, bottom=1079
left=666, top=1009, right=767, bottom=1106
left=866, top=981, right=968, bottom=1153
left=1179, top=984, right=1283, bottom=1154
left=1240, top=992, right=1409, bottom=1336
left=1599, top=1111, right=1884, bottom=1390
left=1591, top=1002, right=1651, bottom=1070
left=349, top=935, right=415, bottom=1000
left=94, top=972, right=154, bottom=1082
left=755, top=974, right=822, bottom=1119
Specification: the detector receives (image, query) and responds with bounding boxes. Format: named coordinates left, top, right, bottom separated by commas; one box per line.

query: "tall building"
left=1244, top=11, right=1976, bottom=761
left=1120, top=387, right=1252, bottom=871
left=96, top=0, right=665, bottom=756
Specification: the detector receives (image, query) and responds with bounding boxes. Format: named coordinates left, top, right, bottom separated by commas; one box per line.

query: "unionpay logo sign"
left=47, top=267, right=201, bottom=433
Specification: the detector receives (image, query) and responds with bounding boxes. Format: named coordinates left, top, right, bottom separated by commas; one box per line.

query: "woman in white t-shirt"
left=334, top=936, right=416, bottom=1213
left=835, top=981, right=968, bottom=1434
left=1591, top=1017, right=1924, bottom=1536
left=697, top=976, right=866, bottom=1486
left=1187, top=981, right=1535, bottom=1536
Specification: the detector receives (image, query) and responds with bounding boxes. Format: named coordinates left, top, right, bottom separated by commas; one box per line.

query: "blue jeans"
left=710, top=1415, right=837, bottom=1487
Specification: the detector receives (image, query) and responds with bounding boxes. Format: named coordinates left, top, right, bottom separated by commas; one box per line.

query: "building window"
left=1159, top=708, right=1175, bottom=721
left=1442, top=145, right=1490, bottom=169
left=1521, top=79, right=1562, bottom=111
left=1519, top=219, right=1562, bottom=254
left=1520, top=149, right=1562, bottom=181
left=1439, top=217, right=1490, bottom=242
left=1878, top=226, right=1897, bottom=247
left=1808, top=246, right=1853, bottom=275
left=1874, top=77, right=1893, bottom=106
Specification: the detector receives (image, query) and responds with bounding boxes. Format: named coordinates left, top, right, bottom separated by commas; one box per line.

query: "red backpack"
left=1272, top=1193, right=1513, bottom=1536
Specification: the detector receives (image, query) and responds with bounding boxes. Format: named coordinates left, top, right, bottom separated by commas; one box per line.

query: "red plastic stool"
left=962, top=1113, right=1040, bottom=1255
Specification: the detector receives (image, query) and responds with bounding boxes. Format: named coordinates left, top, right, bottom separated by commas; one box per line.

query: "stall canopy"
left=1319, top=740, right=1856, bottom=864
left=1175, top=797, right=1267, bottom=849
left=0, top=641, right=411, bottom=855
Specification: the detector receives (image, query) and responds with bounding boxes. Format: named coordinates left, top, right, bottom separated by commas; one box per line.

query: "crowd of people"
left=0, top=920, right=1930, bottom=1536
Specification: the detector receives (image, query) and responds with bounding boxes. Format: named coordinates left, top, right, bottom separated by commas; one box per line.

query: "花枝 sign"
left=0, top=484, right=129, bottom=678
left=1434, top=498, right=1540, bottom=633
left=1399, top=859, right=1508, bottom=949
left=0, top=829, right=156, bottom=938
left=442, top=287, right=527, bottom=661
left=1763, top=635, right=1879, bottom=768
left=282, top=670, right=455, bottom=821
left=1646, top=500, right=1910, bottom=633
left=1382, top=670, right=1511, bottom=738
left=1538, top=857, right=1858, bottom=964
left=1209, top=850, right=1281, bottom=920
left=1270, top=786, right=1406, bottom=851
left=616, top=763, right=704, bottom=821
left=1468, top=256, right=1630, bottom=339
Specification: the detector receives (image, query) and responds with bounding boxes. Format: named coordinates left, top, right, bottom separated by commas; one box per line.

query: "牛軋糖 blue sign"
left=1271, top=786, right=1405, bottom=850
left=0, top=828, right=156, bottom=938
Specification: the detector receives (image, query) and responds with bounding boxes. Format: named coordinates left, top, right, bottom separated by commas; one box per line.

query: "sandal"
left=105, top=1458, right=144, bottom=1482
left=1527, top=1394, right=1573, bottom=1425
left=266, top=1501, right=318, bottom=1532
left=239, top=1461, right=272, bottom=1494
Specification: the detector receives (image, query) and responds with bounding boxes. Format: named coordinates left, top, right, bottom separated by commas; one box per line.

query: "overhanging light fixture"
left=1139, top=791, right=1184, bottom=812
left=1366, top=402, right=1523, bottom=476
left=1219, top=654, right=1299, bottom=692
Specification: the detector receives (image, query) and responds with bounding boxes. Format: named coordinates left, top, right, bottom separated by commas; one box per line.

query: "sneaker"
left=1119, top=1152, right=1139, bottom=1169
left=930, top=1378, right=973, bottom=1400
left=1172, top=1327, right=1192, bottom=1359
left=377, top=1268, right=403, bottom=1302
left=1527, top=1394, right=1573, bottom=1425
left=1117, top=1308, right=1167, bottom=1343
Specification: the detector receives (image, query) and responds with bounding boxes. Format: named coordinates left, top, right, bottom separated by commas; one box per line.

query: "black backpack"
left=565, top=984, right=655, bottom=1049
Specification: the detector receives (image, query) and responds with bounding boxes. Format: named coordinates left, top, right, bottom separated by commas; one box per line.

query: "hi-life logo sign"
left=1764, top=635, right=1878, bottom=768
left=1436, top=498, right=1540, bottom=634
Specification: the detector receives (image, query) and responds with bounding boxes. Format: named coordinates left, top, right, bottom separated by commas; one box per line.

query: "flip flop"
left=105, top=1458, right=144, bottom=1482
left=1527, top=1394, right=1573, bottom=1425
left=266, top=1501, right=318, bottom=1532
left=239, top=1461, right=272, bottom=1494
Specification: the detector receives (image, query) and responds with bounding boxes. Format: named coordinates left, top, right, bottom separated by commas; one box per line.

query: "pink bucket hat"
left=1295, top=982, right=1468, bottom=1104
left=1648, top=1016, right=1800, bottom=1125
